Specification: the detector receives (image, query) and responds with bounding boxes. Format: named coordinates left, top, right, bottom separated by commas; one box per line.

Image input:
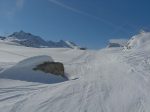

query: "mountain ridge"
left=0, top=31, right=81, bottom=49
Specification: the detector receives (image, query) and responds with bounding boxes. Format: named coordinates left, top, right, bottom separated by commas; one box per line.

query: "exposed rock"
left=80, top=47, right=87, bottom=50
left=0, top=56, right=67, bottom=84
left=0, top=36, right=6, bottom=40
left=33, top=61, right=65, bottom=76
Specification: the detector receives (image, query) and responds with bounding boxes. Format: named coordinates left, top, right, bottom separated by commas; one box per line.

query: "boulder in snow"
left=33, top=62, right=65, bottom=76
left=0, top=55, right=67, bottom=84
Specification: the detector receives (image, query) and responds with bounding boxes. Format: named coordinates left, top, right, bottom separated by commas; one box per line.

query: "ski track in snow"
left=0, top=49, right=27, bottom=58
left=0, top=43, right=150, bottom=112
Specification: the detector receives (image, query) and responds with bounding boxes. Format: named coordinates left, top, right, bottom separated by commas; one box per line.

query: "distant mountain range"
left=0, top=31, right=81, bottom=49
left=0, top=31, right=132, bottom=49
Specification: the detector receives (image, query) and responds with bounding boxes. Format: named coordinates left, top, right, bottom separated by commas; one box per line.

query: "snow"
left=127, top=31, right=150, bottom=49
left=65, top=41, right=80, bottom=49
left=0, top=55, right=66, bottom=84
left=17, top=55, right=53, bottom=67
left=0, top=32, right=150, bottom=112
left=108, top=39, right=128, bottom=47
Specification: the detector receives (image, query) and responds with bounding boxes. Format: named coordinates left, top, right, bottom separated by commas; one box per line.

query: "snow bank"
left=127, top=31, right=150, bottom=49
left=17, top=55, right=53, bottom=67
left=0, top=55, right=67, bottom=84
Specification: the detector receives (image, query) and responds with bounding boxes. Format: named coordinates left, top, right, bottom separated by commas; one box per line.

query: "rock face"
left=33, top=62, right=65, bottom=76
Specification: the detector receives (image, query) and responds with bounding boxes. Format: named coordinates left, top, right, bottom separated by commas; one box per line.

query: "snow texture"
left=0, top=32, right=150, bottom=112
left=127, top=31, right=150, bottom=49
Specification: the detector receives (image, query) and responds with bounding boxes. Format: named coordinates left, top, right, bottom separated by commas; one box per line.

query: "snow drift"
left=127, top=31, right=150, bottom=49
left=0, top=55, right=67, bottom=84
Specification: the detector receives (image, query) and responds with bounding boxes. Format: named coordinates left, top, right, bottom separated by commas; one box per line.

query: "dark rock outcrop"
left=80, top=47, right=87, bottom=50
left=33, top=61, right=65, bottom=76
left=0, top=36, right=6, bottom=40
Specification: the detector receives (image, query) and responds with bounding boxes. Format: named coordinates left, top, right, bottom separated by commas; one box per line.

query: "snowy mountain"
left=0, top=36, right=6, bottom=40
left=2, top=31, right=80, bottom=49
left=108, top=39, right=128, bottom=48
left=7, top=31, right=49, bottom=48
left=127, top=31, right=150, bottom=49
left=52, top=40, right=80, bottom=49
left=0, top=31, right=150, bottom=112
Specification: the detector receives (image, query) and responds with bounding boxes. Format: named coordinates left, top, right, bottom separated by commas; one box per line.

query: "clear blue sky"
left=0, top=0, right=150, bottom=49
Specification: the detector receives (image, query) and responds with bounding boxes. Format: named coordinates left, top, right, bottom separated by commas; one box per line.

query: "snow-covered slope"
left=0, top=33, right=150, bottom=112
left=127, top=31, right=150, bottom=49
left=48, top=40, right=79, bottom=49
left=7, top=31, right=49, bottom=48
left=63, top=40, right=80, bottom=49
left=2, top=31, right=81, bottom=49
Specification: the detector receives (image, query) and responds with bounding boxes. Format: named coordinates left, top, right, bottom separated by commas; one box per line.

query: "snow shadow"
left=0, top=55, right=68, bottom=84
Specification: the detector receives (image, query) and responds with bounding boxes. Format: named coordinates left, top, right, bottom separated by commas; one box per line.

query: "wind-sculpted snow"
left=0, top=55, right=67, bottom=84
left=127, top=31, right=150, bottom=49
left=0, top=36, right=150, bottom=112
left=17, top=55, right=53, bottom=67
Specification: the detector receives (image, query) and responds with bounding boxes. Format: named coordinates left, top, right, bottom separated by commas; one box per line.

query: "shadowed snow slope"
left=0, top=55, right=67, bottom=84
left=0, top=33, right=150, bottom=112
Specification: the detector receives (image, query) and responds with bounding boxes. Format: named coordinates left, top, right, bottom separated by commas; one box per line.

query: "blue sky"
left=0, top=0, right=150, bottom=49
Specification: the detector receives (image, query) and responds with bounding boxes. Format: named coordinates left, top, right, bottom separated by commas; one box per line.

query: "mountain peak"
left=2, top=31, right=81, bottom=49
left=8, top=31, right=37, bottom=39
